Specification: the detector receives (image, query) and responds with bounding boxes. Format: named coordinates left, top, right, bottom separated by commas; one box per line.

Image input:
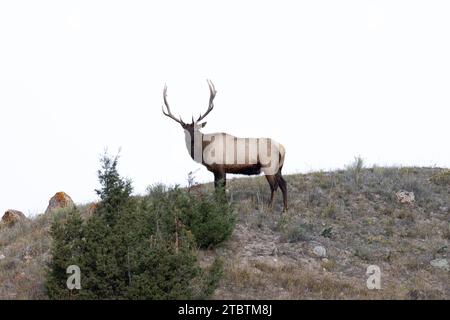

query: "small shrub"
left=321, top=258, right=336, bottom=271
left=354, top=246, right=372, bottom=261
left=321, top=226, right=333, bottom=238
left=280, top=221, right=313, bottom=243
left=313, top=171, right=333, bottom=189
left=430, top=170, right=450, bottom=186
left=443, top=224, right=450, bottom=240
left=385, top=226, right=394, bottom=237
left=274, top=214, right=291, bottom=232
left=148, top=186, right=235, bottom=249
left=307, top=187, right=325, bottom=207
left=283, top=226, right=310, bottom=243
left=187, top=192, right=235, bottom=248
left=398, top=175, right=432, bottom=204
left=321, top=203, right=337, bottom=219
left=345, top=156, right=365, bottom=187
left=396, top=209, right=415, bottom=222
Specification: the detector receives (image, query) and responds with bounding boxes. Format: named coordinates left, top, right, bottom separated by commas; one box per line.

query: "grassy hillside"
left=0, top=166, right=449, bottom=299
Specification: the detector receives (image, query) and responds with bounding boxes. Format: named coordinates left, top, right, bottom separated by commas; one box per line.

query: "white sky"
left=0, top=1, right=449, bottom=216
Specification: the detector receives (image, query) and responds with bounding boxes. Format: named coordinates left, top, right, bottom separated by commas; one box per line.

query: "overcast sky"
left=0, top=1, right=449, bottom=216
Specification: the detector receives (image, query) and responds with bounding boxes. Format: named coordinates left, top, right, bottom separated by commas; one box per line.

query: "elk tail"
left=278, top=143, right=286, bottom=173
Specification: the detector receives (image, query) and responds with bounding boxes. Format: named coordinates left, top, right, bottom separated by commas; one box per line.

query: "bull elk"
left=162, top=80, right=288, bottom=212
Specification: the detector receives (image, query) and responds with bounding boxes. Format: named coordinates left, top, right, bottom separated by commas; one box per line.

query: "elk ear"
left=200, top=122, right=207, bottom=128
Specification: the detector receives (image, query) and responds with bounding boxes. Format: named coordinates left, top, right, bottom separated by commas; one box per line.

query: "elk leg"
left=265, top=175, right=278, bottom=209
left=214, top=172, right=226, bottom=191
left=276, top=172, right=288, bottom=212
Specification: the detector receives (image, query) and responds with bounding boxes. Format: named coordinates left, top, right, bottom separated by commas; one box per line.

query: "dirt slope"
left=0, top=167, right=448, bottom=299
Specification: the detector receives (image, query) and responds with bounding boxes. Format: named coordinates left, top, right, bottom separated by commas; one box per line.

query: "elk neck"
left=184, top=127, right=204, bottom=161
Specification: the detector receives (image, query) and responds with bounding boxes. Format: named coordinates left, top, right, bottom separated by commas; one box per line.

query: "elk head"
left=162, top=79, right=217, bottom=140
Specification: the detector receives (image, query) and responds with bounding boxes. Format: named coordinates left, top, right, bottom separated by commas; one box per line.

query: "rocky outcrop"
left=395, top=191, right=415, bottom=204
left=2, top=209, right=26, bottom=225
left=45, top=192, right=75, bottom=214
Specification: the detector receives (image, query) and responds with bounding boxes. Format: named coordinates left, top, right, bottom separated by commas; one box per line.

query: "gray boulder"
left=313, top=245, right=327, bottom=258
left=430, top=259, right=449, bottom=271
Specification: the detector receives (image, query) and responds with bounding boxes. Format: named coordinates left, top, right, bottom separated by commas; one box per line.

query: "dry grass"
left=211, top=166, right=449, bottom=300
left=0, top=167, right=448, bottom=300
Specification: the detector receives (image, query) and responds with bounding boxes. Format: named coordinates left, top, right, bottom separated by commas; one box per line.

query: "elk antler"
left=196, top=79, right=217, bottom=123
left=162, top=84, right=185, bottom=125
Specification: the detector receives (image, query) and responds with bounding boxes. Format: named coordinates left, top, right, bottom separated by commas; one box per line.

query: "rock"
left=430, top=259, right=449, bottom=271
left=45, top=192, right=75, bottom=214
left=0, top=254, right=5, bottom=260
left=395, top=191, right=415, bottom=204
left=313, top=245, right=327, bottom=258
left=1, top=209, right=26, bottom=225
